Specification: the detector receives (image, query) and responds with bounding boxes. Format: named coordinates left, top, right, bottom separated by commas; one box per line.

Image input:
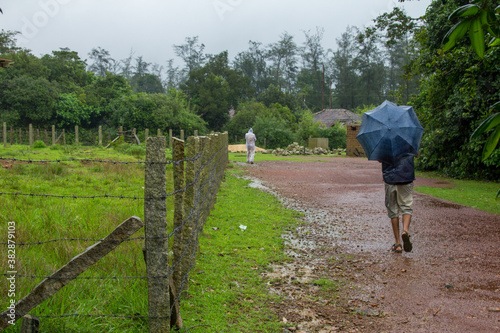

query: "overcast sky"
left=2, top=0, right=432, bottom=68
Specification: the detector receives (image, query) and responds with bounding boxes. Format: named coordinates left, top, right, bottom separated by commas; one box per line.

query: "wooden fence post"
left=62, top=129, right=66, bottom=146
left=20, top=315, right=39, bottom=333
left=98, top=126, right=102, bottom=146
left=0, top=217, right=144, bottom=330
left=172, top=137, right=185, bottom=304
left=194, top=130, right=198, bottom=137
left=18, top=128, right=21, bottom=145
left=169, top=129, right=172, bottom=149
left=180, top=130, right=184, bottom=141
left=10, top=127, right=13, bottom=145
left=144, top=137, right=170, bottom=332
left=52, top=125, right=55, bottom=145
left=29, top=124, right=33, bottom=146
left=157, top=129, right=161, bottom=137
left=145, top=129, right=149, bottom=142
left=75, top=126, right=79, bottom=144
left=3, top=122, right=6, bottom=147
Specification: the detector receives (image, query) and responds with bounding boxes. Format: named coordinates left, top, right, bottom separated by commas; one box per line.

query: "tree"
left=441, top=1, right=500, bottom=165
left=267, top=32, right=298, bottom=92
left=411, top=0, right=499, bottom=180
left=355, top=27, right=387, bottom=106
left=297, top=27, right=326, bottom=111
left=173, top=36, right=206, bottom=83
left=0, top=30, right=21, bottom=54
left=88, top=47, right=115, bottom=76
left=331, top=26, right=360, bottom=109
left=233, top=41, right=270, bottom=95
left=40, top=48, right=90, bottom=91
left=183, top=51, right=252, bottom=130
left=374, top=7, right=421, bottom=103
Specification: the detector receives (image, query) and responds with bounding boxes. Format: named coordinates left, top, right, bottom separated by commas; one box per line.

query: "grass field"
left=0, top=145, right=497, bottom=332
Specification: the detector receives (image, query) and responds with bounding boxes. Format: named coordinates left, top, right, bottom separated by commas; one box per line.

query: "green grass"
left=415, top=171, right=499, bottom=215
left=0, top=145, right=303, bottom=332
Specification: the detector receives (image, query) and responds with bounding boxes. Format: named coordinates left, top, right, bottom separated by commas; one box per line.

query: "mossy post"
left=181, top=136, right=201, bottom=293
left=3, top=122, right=6, bottom=147
left=144, top=137, right=170, bottom=332
left=168, top=129, right=172, bottom=149
left=29, top=124, right=33, bottom=146
left=196, top=136, right=209, bottom=248
left=172, top=137, right=185, bottom=304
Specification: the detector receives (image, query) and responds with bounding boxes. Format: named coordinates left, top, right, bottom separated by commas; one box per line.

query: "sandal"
left=402, top=232, right=413, bottom=252
left=391, top=244, right=403, bottom=253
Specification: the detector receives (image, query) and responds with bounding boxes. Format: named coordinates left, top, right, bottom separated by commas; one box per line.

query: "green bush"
left=33, top=140, right=46, bottom=149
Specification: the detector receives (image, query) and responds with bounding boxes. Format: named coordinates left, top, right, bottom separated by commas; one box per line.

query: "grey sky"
left=2, top=0, right=431, bottom=67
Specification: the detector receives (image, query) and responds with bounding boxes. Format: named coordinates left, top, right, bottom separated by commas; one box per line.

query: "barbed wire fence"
left=0, top=132, right=229, bottom=332
left=2, top=122, right=198, bottom=148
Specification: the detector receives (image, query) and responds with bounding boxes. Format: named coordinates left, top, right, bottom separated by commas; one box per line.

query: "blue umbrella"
left=356, top=100, right=424, bottom=166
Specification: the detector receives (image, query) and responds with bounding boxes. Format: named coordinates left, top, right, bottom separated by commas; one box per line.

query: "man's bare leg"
left=401, top=214, right=413, bottom=252
left=391, top=217, right=402, bottom=252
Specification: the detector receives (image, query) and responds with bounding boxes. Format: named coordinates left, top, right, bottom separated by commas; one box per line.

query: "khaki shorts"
left=385, top=182, right=414, bottom=218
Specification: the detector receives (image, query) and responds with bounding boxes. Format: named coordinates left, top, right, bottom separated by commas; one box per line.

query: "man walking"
left=245, top=128, right=256, bottom=164
left=383, top=156, right=415, bottom=253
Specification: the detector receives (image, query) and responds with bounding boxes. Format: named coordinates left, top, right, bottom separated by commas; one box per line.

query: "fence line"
left=1, top=123, right=199, bottom=148
left=0, top=132, right=229, bottom=332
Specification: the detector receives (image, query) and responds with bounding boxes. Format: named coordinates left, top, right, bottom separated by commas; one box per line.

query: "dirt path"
left=244, top=157, right=500, bottom=333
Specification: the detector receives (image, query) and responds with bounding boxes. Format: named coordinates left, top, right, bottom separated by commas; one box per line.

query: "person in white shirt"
left=245, top=128, right=256, bottom=164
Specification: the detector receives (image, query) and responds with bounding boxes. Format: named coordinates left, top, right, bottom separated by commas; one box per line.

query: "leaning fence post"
left=144, top=136, right=170, bottom=332
left=172, top=137, right=185, bottom=304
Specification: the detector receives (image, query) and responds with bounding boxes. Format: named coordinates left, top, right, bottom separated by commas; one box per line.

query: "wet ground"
left=244, top=157, right=500, bottom=333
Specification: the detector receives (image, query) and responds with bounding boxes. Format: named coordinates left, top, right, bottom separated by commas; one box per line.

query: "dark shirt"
left=382, top=157, right=415, bottom=185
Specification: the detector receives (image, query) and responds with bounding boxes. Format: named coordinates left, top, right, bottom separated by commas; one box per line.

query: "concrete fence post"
left=172, top=137, right=185, bottom=303
left=181, top=136, right=201, bottom=293
left=29, top=124, right=33, bottom=146
left=3, top=122, right=6, bottom=147
left=144, top=137, right=170, bottom=332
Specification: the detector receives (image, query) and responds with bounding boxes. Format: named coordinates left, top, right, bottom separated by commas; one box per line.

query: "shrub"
left=33, top=140, right=46, bottom=149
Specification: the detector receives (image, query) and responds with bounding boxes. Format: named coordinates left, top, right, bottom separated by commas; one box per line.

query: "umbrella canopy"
left=356, top=100, right=424, bottom=166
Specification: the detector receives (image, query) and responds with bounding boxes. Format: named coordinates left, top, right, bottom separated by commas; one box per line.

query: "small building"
left=0, top=58, right=13, bottom=68
left=313, top=109, right=361, bottom=127
left=346, top=124, right=366, bottom=158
